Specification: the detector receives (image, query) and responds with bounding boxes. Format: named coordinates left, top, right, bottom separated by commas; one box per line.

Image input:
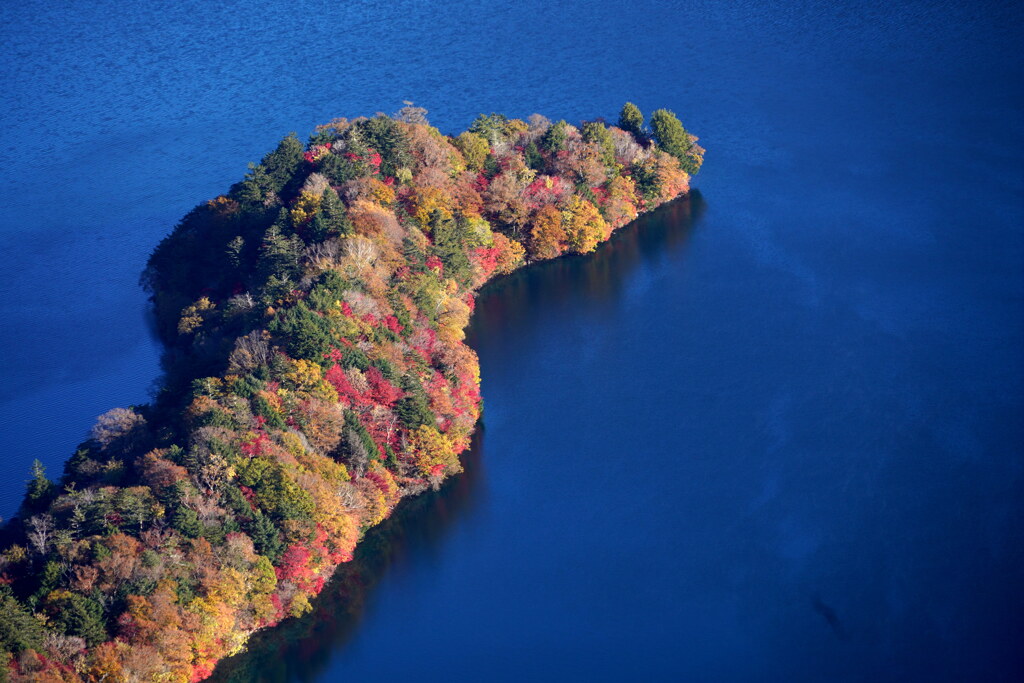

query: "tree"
left=23, top=459, right=53, bottom=511
left=357, top=115, right=412, bottom=177
left=257, top=220, right=304, bottom=284
left=631, top=157, right=662, bottom=206
left=491, top=233, right=525, bottom=274
left=50, top=593, right=108, bottom=646
left=453, top=131, right=489, bottom=172
left=650, top=109, right=702, bottom=174
left=0, top=592, right=45, bottom=654
left=541, top=120, right=568, bottom=154
left=523, top=141, right=543, bottom=171
left=581, top=120, right=616, bottom=167
left=24, top=514, right=54, bottom=561
left=468, top=113, right=510, bottom=145
left=232, top=163, right=276, bottom=209
left=91, top=407, right=146, bottom=453
left=308, top=187, right=351, bottom=242
left=395, top=377, right=434, bottom=430
left=618, top=102, right=645, bottom=140
left=261, top=133, right=305, bottom=194
left=430, top=209, right=471, bottom=284
left=404, top=424, right=459, bottom=478
left=529, top=205, right=566, bottom=260
left=246, top=511, right=284, bottom=562
left=269, top=301, right=335, bottom=362
left=226, top=235, right=245, bottom=270
left=561, top=196, right=608, bottom=254
left=395, top=101, right=429, bottom=125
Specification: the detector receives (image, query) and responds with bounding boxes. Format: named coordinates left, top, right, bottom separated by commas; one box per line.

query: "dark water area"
left=2, top=1, right=1023, bottom=681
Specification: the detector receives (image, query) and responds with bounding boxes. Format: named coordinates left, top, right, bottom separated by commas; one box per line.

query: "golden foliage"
left=561, top=195, right=607, bottom=254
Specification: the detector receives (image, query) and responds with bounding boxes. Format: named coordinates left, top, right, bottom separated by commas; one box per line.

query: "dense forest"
left=0, top=103, right=702, bottom=682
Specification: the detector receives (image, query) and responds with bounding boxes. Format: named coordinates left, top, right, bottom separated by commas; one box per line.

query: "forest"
left=0, top=103, right=702, bottom=682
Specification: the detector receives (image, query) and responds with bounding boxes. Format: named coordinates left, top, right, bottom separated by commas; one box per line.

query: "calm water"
left=2, top=1, right=1022, bottom=681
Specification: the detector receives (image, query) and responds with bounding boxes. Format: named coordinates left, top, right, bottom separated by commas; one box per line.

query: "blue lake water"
left=2, top=1, right=1022, bottom=680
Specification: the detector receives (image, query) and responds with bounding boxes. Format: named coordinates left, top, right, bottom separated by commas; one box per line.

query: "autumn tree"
left=91, top=406, right=147, bottom=455
left=453, top=131, right=489, bottom=172
left=529, top=205, right=566, bottom=260
left=581, top=120, right=616, bottom=167
left=561, top=196, right=608, bottom=254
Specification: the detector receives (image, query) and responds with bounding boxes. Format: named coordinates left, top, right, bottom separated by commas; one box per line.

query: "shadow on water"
left=209, top=191, right=705, bottom=682
left=467, top=191, right=706, bottom=348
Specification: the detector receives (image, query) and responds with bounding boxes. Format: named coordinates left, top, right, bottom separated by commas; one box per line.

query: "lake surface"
left=2, top=1, right=1022, bottom=681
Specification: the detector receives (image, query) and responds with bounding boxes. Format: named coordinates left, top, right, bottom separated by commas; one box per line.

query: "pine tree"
left=541, top=120, right=568, bottom=153
left=618, top=102, right=645, bottom=140
left=650, top=108, right=701, bottom=174
left=261, top=133, right=304, bottom=194
left=24, top=459, right=53, bottom=511
left=308, top=187, right=351, bottom=242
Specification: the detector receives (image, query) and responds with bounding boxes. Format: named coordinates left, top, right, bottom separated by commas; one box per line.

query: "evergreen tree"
left=52, top=593, right=108, bottom=646
left=631, top=158, right=663, bottom=205
left=171, top=505, right=202, bottom=538
left=468, top=113, right=510, bottom=145
left=524, top=141, right=543, bottom=171
left=357, top=115, right=412, bottom=177
left=246, top=511, right=284, bottom=562
left=308, top=187, right=351, bottom=242
left=24, top=459, right=53, bottom=510
left=396, top=374, right=433, bottom=430
left=402, top=234, right=427, bottom=271
left=256, top=220, right=303, bottom=283
left=261, top=133, right=304, bottom=194
left=650, top=108, right=698, bottom=172
left=430, top=210, right=471, bottom=284
left=318, top=150, right=361, bottom=186
left=541, top=120, right=569, bottom=153
left=268, top=301, right=335, bottom=362
left=226, top=235, right=245, bottom=269
left=232, top=163, right=276, bottom=209
left=0, top=592, right=45, bottom=654
left=618, top=102, right=645, bottom=140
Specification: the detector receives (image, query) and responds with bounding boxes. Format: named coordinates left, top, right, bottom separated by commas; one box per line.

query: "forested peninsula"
left=0, top=104, right=702, bottom=682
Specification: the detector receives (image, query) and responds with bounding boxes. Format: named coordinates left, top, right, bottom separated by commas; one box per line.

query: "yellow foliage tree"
left=529, top=204, right=566, bottom=260
left=561, top=195, right=608, bottom=254
left=405, top=424, right=461, bottom=478
left=604, top=175, right=640, bottom=229
left=177, top=297, right=215, bottom=335
left=492, top=233, right=525, bottom=274
left=290, top=190, right=322, bottom=225
left=408, top=185, right=454, bottom=230
left=453, top=131, right=489, bottom=171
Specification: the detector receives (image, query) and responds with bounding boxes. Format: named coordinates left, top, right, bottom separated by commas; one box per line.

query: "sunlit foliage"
left=0, top=103, right=699, bottom=681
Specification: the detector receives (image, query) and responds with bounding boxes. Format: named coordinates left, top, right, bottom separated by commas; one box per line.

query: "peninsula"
left=0, top=104, right=702, bottom=682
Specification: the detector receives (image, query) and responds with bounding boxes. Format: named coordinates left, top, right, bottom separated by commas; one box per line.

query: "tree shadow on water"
left=466, top=191, right=707, bottom=351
